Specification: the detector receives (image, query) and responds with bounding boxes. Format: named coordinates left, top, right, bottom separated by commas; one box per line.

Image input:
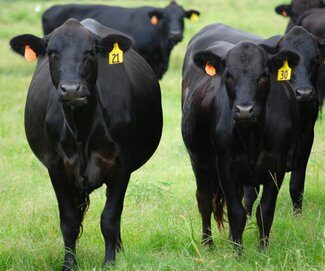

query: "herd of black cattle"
left=8, top=0, right=324, bottom=270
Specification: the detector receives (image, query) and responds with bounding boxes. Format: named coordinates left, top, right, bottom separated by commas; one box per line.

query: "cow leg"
left=243, top=186, right=260, bottom=217
left=290, top=132, right=314, bottom=214
left=217, top=158, right=246, bottom=253
left=191, top=160, right=215, bottom=246
left=49, top=166, right=87, bottom=271
left=101, top=169, right=130, bottom=266
left=256, top=172, right=284, bottom=250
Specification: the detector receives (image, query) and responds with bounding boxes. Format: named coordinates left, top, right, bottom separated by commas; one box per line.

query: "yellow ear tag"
left=151, top=15, right=158, bottom=25
left=205, top=63, right=216, bottom=76
left=108, top=43, right=123, bottom=65
left=24, top=45, right=37, bottom=62
left=277, top=60, right=291, bottom=81
left=190, top=13, right=199, bottom=23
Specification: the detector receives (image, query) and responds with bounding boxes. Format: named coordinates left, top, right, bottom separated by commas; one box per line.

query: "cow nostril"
left=169, top=31, right=181, bottom=38
left=61, top=84, right=80, bottom=94
left=295, top=88, right=314, bottom=98
left=235, top=105, right=254, bottom=114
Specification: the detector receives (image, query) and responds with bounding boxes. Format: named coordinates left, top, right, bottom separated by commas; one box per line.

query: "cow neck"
left=234, top=114, right=265, bottom=162
left=62, top=89, right=99, bottom=170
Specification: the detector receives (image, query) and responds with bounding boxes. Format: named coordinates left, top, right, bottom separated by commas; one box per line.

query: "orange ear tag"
left=282, top=11, right=288, bottom=17
left=151, top=16, right=158, bottom=25
left=24, top=45, right=37, bottom=62
left=205, top=63, right=216, bottom=76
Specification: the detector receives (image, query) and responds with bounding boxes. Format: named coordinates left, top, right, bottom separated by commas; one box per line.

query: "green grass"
left=0, top=0, right=324, bottom=270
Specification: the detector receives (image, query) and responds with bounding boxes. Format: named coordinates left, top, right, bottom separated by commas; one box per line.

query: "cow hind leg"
left=49, top=166, right=88, bottom=271
left=191, top=161, right=215, bottom=246
left=243, top=186, right=260, bottom=217
left=101, top=169, right=130, bottom=266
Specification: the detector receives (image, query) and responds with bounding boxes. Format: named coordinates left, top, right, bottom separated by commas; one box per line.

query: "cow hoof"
left=102, top=260, right=115, bottom=269
left=293, top=207, right=302, bottom=216
left=61, top=263, right=78, bottom=271
left=201, top=238, right=214, bottom=248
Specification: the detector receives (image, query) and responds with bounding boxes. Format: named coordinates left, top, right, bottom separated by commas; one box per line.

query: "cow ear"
left=10, top=34, right=47, bottom=61
left=271, top=50, right=300, bottom=70
left=259, top=35, right=282, bottom=55
left=99, top=34, right=133, bottom=53
left=185, top=10, right=200, bottom=20
left=193, top=50, right=224, bottom=77
left=275, top=4, right=293, bottom=17
left=148, top=10, right=164, bottom=25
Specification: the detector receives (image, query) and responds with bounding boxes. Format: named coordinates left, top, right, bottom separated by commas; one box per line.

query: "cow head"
left=194, top=41, right=299, bottom=124
left=275, top=0, right=322, bottom=30
left=264, top=26, right=322, bottom=103
left=10, top=19, right=132, bottom=108
left=148, top=1, right=200, bottom=45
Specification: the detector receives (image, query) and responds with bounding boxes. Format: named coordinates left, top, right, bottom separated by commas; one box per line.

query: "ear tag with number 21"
left=108, top=43, right=123, bottom=65
left=277, top=60, right=291, bottom=81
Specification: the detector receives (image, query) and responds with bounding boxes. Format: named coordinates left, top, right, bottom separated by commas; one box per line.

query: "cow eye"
left=84, top=50, right=95, bottom=57
left=258, top=74, right=268, bottom=84
left=47, top=50, right=57, bottom=57
left=225, top=74, right=234, bottom=84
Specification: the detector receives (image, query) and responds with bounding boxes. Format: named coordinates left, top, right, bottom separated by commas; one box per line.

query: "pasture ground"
left=0, top=0, right=324, bottom=270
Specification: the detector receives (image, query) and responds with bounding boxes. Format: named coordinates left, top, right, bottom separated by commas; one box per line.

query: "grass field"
left=0, top=0, right=324, bottom=270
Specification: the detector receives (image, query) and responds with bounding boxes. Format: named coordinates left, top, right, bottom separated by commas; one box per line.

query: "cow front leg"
left=256, top=172, right=284, bottom=250
left=290, top=132, right=314, bottom=214
left=49, top=167, right=87, bottom=271
left=217, top=158, right=246, bottom=254
left=101, top=169, right=130, bottom=266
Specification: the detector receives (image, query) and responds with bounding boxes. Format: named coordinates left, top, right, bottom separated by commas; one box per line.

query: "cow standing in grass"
left=42, top=1, right=200, bottom=80
left=200, top=23, right=324, bottom=215
left=10, top=18, right=163, bottom=270
left=182, top=26, right=300, bottom=250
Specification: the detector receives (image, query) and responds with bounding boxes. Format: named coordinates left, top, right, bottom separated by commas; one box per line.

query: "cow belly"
left=63, top=151, right=116, bottom=193
left=233, top=152, right=275, bottom=186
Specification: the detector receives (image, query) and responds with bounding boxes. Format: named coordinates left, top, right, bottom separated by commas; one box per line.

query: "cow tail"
left=76, top=192, right=90, bottom=239
left=212, top=180, right=226, bottom=230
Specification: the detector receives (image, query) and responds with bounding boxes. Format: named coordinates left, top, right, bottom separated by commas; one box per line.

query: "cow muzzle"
left=234, top=104, right=258, bottom=123
left=294, top=87, right=315, bottom=103
left=58, top=83, right=89, bottom=107
left=169, top=31, right=183, bottom=43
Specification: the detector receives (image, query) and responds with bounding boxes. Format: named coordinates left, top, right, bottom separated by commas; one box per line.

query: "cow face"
left=10, top=19, right=132, bottom=107
left=194, top=42, right=300, bottom=124
left=274, top=27, right=321, bottom=103
left=148, top=1, right=199, bottom=45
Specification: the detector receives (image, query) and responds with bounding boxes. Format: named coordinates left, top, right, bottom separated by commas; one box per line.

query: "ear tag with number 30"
left=277, top=60, right=291, bottom=81
left=190, top=13, right=199, bottom=23
left=108, top=43, right=123, bottom=65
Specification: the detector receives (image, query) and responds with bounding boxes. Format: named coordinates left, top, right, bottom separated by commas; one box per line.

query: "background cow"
left=182, top=26, right=300, bottom=250
left=274, top=0, right=325, bottom=32
left=42, top=1, right=200, bottom=79
left=10, top=18, right=163, bottom=270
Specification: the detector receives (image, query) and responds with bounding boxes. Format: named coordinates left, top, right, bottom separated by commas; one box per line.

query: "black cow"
left=42, top=1, right=200, bottom=79
left=201, top=23, right=324, bottom=215
left=10, top=18, right=163, bottom=270
left=182, top=26, right=300, bottom=251
left=274, top=0, right=325, bottom=32
left=244, top=26, right=324, bottom=215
